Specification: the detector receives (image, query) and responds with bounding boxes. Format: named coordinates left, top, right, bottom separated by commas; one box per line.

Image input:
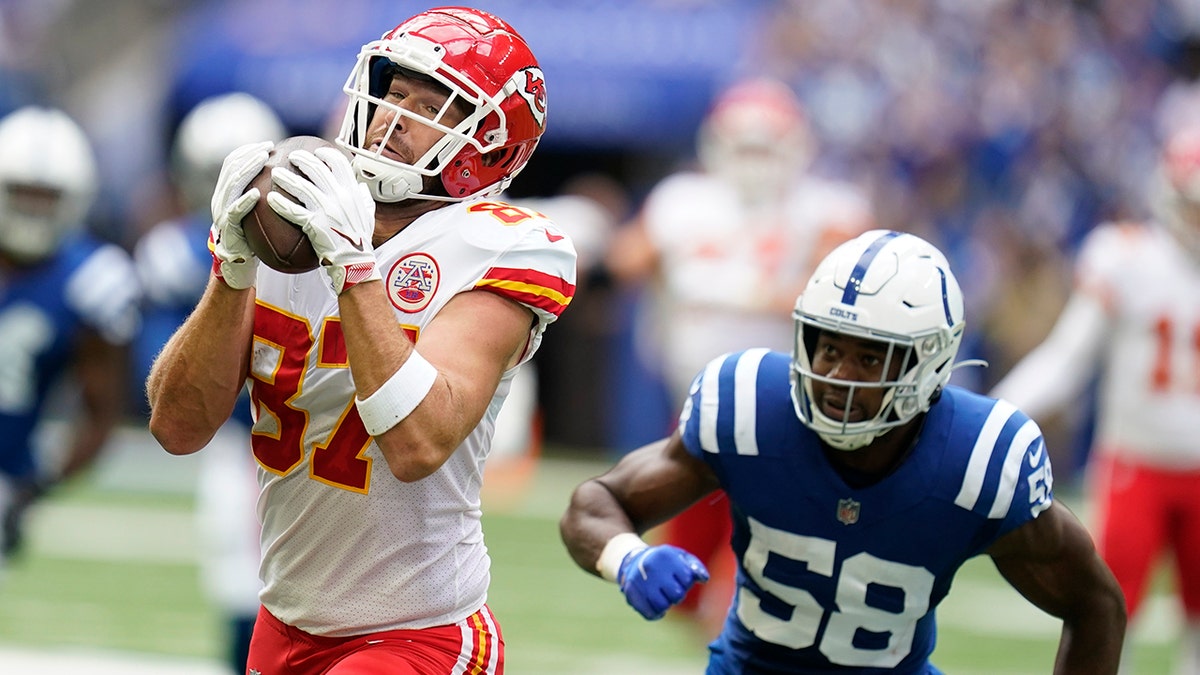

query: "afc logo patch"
left=386, top=253, right=440, bottom=313
left=836, top=497, right=860, bottom=525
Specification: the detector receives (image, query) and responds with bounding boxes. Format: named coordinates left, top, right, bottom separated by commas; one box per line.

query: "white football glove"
left=268, top=147, right=380, bottom=295
left=209, top=141, right=273, bottom=290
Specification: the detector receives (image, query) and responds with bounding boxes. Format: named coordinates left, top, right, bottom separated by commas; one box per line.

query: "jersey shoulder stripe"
left=474, top=265, right=574, bottom=318
left=684, top=348, right=790, bottom=459
left=946, top=390, right=1051, bottom=521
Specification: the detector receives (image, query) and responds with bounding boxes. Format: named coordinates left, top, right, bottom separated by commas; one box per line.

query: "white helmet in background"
left=791, top=230, right=966, bottom=451
left=0, top=106, right=98, bottom=263
left=1149, top=124, right=1200, bottom=260
left=172, top=92, right=287, bottom=214
left=697, top=78, right=813, bottom=202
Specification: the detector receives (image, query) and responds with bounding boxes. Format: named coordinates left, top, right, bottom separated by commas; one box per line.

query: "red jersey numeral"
left=249, top=302, right=419, bottom=493
left=1149, top=314, right=1200, bottom=393
left=467, top=201, right=540, bottom=225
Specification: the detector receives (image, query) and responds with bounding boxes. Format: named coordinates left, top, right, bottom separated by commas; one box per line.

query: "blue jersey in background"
left=0, top=234, right=140, bottom=481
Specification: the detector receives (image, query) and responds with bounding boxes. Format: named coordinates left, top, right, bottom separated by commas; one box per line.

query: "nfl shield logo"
left=837, top=498, right=860, bottom=525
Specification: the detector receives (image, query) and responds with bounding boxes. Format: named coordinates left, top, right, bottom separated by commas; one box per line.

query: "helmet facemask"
left=0, top=183, right=75, bottom=263
left=791, top=317, right=961, bottom=451
left=789, top=230, right=966, bottom=451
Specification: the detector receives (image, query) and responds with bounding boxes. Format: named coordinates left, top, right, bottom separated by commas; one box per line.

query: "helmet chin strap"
left=353, top=154, right=423, bottom=203
left=812, top=411, right=886, bottom=452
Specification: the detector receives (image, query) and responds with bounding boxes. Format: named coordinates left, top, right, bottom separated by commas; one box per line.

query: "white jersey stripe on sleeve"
left=989, top=418, right=1040, bottom=518
left=698, top=355, right=725, bottom=453
left=733, top=349, right=768, bottom=456
left=954, top=399, right=1018, bottom=510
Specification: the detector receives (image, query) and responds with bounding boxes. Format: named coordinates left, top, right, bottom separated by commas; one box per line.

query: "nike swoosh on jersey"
left=1028, top=439, right=1045, bottom=466
left=544, top=228, right=564, bottom=243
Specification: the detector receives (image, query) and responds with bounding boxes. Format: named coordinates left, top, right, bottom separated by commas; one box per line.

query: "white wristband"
left=596, top=532, right=649, bottom=583
left=355, top=350, right=438, bottom=436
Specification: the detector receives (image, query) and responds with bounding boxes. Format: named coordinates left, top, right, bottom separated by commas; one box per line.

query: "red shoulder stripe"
left=474, top=266, right=575, bottom=317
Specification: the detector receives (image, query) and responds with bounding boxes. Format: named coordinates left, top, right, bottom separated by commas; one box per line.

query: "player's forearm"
left=1051, top=548, right=1127, bottom=675
left=336, top=282, right=466, bottom=481
left=61, top=337, right=126, bottom=481
left=989, top=293, right=1107, bottom=419
left=340, top=286, right=527, bottom=482
left=61, top=394, right=120, bottom=482
left=1053, top=598, right=1126, bottom=675
left=559, top=479, right=641, bottom=576
left=337, top=280, right=411, bottom=395
left=147, top=280, right=255, bottom=454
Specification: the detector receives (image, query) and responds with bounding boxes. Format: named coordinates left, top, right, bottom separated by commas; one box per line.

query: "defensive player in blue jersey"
left=561, top=230, right=1125, bottom=673
left=0, top=106, right=141, bottom=564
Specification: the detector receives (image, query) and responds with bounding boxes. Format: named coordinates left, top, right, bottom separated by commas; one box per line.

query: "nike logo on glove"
left=330, top=226, right=365, bottom=251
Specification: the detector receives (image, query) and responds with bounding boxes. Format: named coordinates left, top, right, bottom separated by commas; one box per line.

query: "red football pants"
left=245, top=605, right=503, bottom=675
left=662, top=489, right=737, bottom=615
left=1090, top=452, right=1200, bottom=619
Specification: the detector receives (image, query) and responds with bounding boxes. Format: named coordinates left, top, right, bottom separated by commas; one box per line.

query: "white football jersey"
left=1079, top=222, right=1200, bottom=466
left=994, top=221, right=1200, bottom=469
left=248, top=199, right=576, bottom=636
left=639, top=171, right=870, bottom=398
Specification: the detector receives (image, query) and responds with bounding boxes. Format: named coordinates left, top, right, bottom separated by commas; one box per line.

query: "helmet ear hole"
left=481, top=148, right=511, bottom=169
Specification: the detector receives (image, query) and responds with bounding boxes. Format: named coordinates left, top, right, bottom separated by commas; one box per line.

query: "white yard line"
left=0, top=645, right=226, bottom=675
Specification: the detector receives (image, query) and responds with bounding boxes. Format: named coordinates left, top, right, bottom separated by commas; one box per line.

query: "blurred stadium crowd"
left=2, top=0, right=1198, bottom=474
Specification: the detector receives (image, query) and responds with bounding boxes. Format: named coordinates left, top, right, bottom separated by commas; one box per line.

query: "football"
left=241, top=135, right=339, bottom=274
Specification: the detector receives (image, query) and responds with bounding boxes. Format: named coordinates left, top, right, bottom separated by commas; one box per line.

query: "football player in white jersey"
left=606, top=76, right=875, bottom=636
left=991, top=126, right=1200, bottom=675
left=562, top=230, right=1125, bottom=674
left=146, top=8, right=576, bottom=674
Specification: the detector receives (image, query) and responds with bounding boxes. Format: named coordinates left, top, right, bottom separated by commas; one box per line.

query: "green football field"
left=0, top=428, right=1181, bottom=673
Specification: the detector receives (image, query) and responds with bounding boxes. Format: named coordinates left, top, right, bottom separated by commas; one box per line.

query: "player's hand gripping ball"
left=242, top=136, right=339, bottom=274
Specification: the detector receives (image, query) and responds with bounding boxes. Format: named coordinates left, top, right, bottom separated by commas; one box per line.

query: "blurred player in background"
left=485, top=174, right=625, bottom=510
left=990, top=125, right=1200, bottom=675
left=606, top=77, right=875, bottom=636
left=0, top=106, right=140, bottom=570
left=132, top=91, right=286, bottom=674
left=562, top=229, right=1126, bottom=674
left=146, top=7, right=575, bottom=674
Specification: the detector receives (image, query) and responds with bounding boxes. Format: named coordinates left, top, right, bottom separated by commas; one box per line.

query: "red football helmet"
left=697, top=78, right=813, bottom=201
left=1152, top=125, right=1200, bottom=259
left=336, top=7, right=548, bottom=203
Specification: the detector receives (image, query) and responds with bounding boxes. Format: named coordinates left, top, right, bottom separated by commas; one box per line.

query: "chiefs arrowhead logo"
left=515, top=67, right=547, bottom=129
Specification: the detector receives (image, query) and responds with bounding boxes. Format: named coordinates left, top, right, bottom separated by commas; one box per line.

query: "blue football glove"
left=617, top=545, right=710, bottom=620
